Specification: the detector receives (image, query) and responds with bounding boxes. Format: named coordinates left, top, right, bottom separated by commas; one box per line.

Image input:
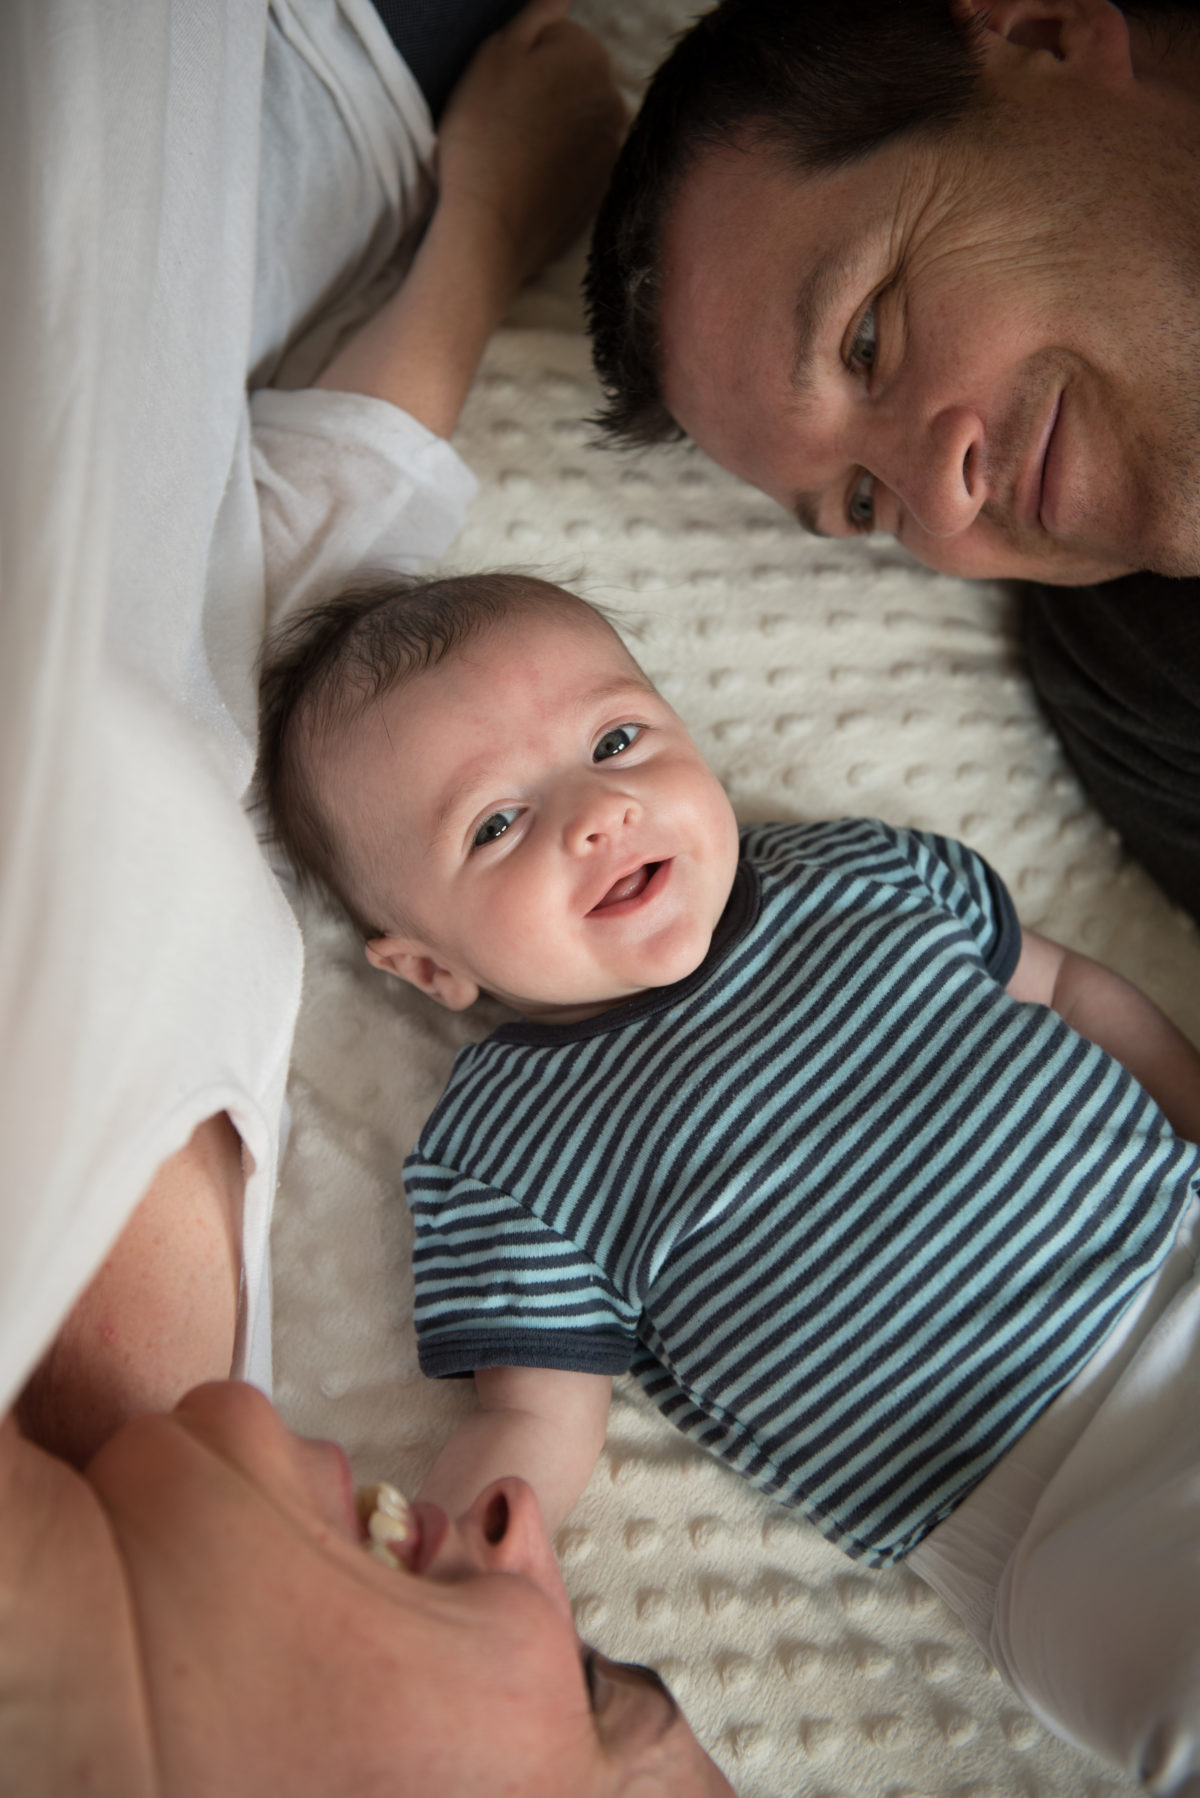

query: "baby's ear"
left=365, top=936, right=480, bottom=1011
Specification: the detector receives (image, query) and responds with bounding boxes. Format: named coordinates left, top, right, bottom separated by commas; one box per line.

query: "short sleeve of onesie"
left=740, top=817, right=1021, bottom=992
left=404, top=1164, right=640, bottom=1379
left=888, top=825, right=1022, bottom=987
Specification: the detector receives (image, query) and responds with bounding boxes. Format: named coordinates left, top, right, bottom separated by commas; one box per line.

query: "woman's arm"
left=314, top=0, right=624, bottom=438
left=16, top=1113, right=244, bottom=1467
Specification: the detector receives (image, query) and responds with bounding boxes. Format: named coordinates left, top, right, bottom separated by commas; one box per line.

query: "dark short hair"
left=1122, top=0, right=1200, bottom=31
left=586, top=0, right=989, bottom=449
left=258, top=571, right=586, bottom=935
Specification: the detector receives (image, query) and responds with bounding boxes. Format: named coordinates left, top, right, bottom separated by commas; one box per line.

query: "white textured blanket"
left=271, top=7, right=1198, bottom=1792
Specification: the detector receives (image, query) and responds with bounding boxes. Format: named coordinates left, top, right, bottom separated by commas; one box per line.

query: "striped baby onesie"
left=404, top=819, right=1200, bottom=1564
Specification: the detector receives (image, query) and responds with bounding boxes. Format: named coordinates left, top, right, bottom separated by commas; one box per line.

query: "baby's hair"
left=258, top=570, right=605, bottom=935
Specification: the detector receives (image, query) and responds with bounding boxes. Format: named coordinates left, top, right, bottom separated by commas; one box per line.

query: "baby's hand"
left=435, top=0, right=626, bottom=295
left=417, top=1366, right=612, bottom=1535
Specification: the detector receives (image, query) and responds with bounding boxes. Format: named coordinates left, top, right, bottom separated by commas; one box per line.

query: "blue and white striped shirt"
left=404, top=819, right=1200, bottom=1564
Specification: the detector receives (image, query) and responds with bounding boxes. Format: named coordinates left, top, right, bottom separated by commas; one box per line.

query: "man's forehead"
left=657, top=144, right=844, bottom=483
left=662, top=129, right=936, bottom=322
left=658, top=130, right=952, bottom=459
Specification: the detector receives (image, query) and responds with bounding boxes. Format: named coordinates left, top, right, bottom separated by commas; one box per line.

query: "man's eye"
left=847, top=472, right=875, bottom=531
left=582, top=1647, right=601, bottom=1712
left=472, top=808, right=519, bottom=848
left=848, top=303, right=877, bottom=374
left=594, top=725, right=641, bottom=762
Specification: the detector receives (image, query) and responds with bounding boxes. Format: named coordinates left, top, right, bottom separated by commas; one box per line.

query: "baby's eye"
left=847, top=472, right=875, bottom=531
left=472, top=808, right=519, bottom=848
left=593, top=725, right=642, bottom=762
left=848, top=303, right=877, bottom=375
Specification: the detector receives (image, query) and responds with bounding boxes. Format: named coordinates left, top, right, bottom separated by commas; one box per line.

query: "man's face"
left=327, top=600, right=741, bottom=1023
left=657, top=61, right=1200, bottom=585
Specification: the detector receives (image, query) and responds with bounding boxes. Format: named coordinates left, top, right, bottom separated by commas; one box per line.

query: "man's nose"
left=878, top=403, right=984, bottom=539
left=460, top=1478, right=575, bottom=1624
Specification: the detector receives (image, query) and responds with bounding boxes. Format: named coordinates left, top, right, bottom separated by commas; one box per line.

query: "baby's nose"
left=564, top=783, right=636, bottom=851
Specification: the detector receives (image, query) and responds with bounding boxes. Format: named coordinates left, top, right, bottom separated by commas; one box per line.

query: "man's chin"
left=1017, top=556, right=1141, bottom=589
left=905, top=522, right=1142, bottom=589
left=947, top=533, right=1146, bottom=589
left=995, top=536, right=1199, bottom=585
left=1142, top=538, right=1200, bottom=582
left=1091, top=480, right=1200, bottom=583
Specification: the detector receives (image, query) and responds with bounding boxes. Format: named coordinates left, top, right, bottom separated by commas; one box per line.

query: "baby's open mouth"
left=592, top=862, right=660, bottom=911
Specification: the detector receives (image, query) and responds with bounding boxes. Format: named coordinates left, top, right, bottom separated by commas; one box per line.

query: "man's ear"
left=365, top=935, right=480, bottom=1011
left=955, top=0, right=1133, bottom=85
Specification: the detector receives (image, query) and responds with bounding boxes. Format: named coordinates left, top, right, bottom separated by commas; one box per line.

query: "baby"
left=260, top=572, right=1200, bottom=1576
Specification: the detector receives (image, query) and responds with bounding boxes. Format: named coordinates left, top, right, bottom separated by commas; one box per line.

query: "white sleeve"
left=0, top=0, right=304, bottom=1410
left=251, top=388, right=479, bottom=623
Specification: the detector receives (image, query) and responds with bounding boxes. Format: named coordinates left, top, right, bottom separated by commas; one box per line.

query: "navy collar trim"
left=491, top=857, right=762, bottom=1047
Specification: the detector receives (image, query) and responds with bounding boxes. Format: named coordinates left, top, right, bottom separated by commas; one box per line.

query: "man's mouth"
left=1021, top=390, right=1062, bottom=533
left=1036, top=391, right=1067, bottom=537
left=590, top=862, right=662, bottom=913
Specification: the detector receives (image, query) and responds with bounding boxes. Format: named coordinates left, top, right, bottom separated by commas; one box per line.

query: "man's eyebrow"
left=610, top=1658, right=680, bottom=1736
left=787, top=246, right=857, bottom=398
left=784, top=246, right=863, bottom=540
left=622, top=1661, right=678, bottom=1710
left=791, top=491, right=829, bottom=538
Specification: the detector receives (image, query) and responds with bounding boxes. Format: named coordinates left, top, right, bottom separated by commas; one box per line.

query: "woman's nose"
left=458, top=1478, right=575, bottom=1625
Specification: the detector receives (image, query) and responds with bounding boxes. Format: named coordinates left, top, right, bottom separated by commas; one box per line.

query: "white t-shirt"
left=0, top=0, right=476, bottom=1408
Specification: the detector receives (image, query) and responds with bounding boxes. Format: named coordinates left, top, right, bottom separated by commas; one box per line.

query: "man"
left=587, top=0, right=1200, bottom=917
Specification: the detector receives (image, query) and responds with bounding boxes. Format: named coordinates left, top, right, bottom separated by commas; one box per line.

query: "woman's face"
left=86, top=1383, right=734, bottom=1797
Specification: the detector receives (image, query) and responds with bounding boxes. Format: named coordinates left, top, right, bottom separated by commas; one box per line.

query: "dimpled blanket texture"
left=270, top=6, right=1198, bottom=1793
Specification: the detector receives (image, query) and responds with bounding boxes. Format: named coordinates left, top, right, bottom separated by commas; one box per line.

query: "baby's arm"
left=417, top=1366, right=612, bottom=1533
left=1008, top=930, right=1200, bottom=1141
left=314, top=0, right=624, bottom=439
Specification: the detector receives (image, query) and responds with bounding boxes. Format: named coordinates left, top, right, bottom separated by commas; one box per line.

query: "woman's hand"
left=436, top=0, right=626, bottom=294
left=315, top=1, right=623, bottom=437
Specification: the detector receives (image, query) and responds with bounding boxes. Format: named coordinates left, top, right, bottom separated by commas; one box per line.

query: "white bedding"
left=271, top=6, right=1198, bottom=1791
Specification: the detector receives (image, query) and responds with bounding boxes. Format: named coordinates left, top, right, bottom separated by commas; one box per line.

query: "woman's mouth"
left=357, top=1484, right=451, bottom=1576
left=358, top=1481, right=417, bottom=1570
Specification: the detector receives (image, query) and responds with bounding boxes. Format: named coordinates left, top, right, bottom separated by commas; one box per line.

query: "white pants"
left=911, top=1197, right=1200, bottom=1793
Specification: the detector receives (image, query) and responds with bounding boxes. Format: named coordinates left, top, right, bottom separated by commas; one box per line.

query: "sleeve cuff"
left=981, top=857, right=1023, bottom=987
left=418, top=1326, right=635, bottom=1381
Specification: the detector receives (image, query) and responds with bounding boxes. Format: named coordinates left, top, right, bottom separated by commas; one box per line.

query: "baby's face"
left=328, top=602, right=740, bottom=1023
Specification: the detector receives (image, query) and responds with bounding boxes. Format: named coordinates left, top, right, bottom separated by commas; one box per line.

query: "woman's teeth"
left=356, top=1480, right=414, bottom=1568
